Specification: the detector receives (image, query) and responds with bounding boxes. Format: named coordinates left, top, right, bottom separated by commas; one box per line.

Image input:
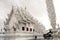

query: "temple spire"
left=46, top=0, right=56, bottom=29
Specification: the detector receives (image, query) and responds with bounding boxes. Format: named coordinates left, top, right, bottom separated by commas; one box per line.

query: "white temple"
left=0, top=0, right=59, bottom=40
left=4, top=6, right=45, bottom=33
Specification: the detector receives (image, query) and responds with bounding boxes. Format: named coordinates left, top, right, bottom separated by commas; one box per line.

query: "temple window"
left=26, top=28, right=28, bottom=31
left=30, top=28, right=32, bottom=32
left=22, top=27, right=25, bottom=31
left=13, top=26, right=16, bottom=31
left=33, top=29, right=35, bottom=32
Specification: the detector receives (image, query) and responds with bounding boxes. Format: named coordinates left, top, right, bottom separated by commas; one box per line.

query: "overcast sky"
left=0, top=0, right=60, bottom=30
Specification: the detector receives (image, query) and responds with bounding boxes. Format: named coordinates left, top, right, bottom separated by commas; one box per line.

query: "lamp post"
left=33, top=29, right=37, bottom=40
left=35, top=36, right=37, bottom=40
left=33, top=29, right=35, bottom=40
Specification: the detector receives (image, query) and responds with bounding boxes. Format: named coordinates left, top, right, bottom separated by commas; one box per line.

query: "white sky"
left=0, top=0, right=60, bottom=30
left=53, top=0, right=60, bottom=27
